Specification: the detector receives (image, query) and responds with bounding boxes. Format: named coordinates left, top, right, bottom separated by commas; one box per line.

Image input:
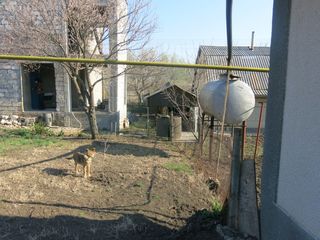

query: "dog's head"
left=86, top=147, right=96, bottom=158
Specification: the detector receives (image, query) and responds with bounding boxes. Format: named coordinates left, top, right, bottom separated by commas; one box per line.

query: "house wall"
left=54, top=63, right=70, bottom=114
left=0, top=0, right=128, bottom=130
left=0, top=62, right=22, bottom=113
left=276, top=0, right=320, bottom=237
left=108, top=0, right=128, bottom=129
left=246, top=100, right=267, bottom=133
left=89, top=68, right=103, bottom=106
left=261, top=0, right=320, bottom=239
left=67, top=111, right=119, bottom=131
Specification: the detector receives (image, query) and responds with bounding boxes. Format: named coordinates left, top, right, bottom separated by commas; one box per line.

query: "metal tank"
left=199, top=74, right=255, bottom=124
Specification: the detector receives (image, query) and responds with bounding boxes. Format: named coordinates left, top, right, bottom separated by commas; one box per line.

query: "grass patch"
left=210, top=197, right=223, bottom=218
left=163, top=161, right=193, bottom=174
left=0, top=125, right=64, bottom=154
left=244, top=135, right=264, bottom=159
left=198, top=198, right=223, bottom=221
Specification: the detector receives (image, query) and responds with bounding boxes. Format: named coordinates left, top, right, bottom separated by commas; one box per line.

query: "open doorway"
left=22, top=63, right=56, bottom=111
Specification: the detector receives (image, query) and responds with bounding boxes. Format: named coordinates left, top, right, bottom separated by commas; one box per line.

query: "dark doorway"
left=22, top=64, right=56, bottom=111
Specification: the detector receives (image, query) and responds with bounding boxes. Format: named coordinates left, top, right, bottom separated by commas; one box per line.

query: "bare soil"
left=0, top=135, right=230, bottom=240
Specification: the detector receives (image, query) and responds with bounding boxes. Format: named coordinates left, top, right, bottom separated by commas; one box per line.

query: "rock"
left=11, top=115, right=19, bottom=121
left=12, top=120, right=21, bottom=126
left=1, top=115, right=9, bottom=120
left=3, top=120, right=12, bottom=125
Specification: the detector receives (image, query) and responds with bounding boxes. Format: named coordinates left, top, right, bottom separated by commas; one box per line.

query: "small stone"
left=11, top=115, right=19, bottom=120
left=1, top=115, right=9, bottom=120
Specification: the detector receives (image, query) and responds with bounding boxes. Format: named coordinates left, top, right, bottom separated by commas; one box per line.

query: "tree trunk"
left=138, top=93, right=143, bottom=103
left=87, top=88, right=99, bottom=139
left=86, top=107, right=99, bottom=139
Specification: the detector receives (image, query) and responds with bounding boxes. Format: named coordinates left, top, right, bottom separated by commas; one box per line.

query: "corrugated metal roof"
left=196, top=46, right=270, bottom=97
left=199, top=45, right=270, bottom=56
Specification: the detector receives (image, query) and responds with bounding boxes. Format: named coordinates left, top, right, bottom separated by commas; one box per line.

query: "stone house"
left=0, top=0, right=127, bottom=131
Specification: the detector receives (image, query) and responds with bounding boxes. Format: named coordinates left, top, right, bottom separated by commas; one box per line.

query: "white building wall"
left=246, top=100, right=266, bottom=132
left=90, top=68, right=103, bottom=106
left=276, top=0, right=320, bottom=238
left=109, top=0, right=128, bottom=129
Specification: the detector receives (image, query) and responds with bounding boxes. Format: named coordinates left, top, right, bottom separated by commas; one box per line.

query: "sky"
left=147, top=0, right=274, bottom=61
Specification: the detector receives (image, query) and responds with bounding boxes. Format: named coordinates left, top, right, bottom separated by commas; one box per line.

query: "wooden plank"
left=239, top=159, right=260, bottom=239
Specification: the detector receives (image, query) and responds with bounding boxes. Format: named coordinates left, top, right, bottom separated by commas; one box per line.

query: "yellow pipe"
left=0, top=54, right=270, bottom=72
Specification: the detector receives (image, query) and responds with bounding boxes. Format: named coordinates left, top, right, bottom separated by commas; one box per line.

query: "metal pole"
left=0, top=54, right=269, bottom=72
left=170, top=111, right=174, bottom=141
left=146, top=107, right=150, bottom=137
left=209, top=117, right=214, bottom=161
left=228, top=127, right=242, bottom=229
left=241, top=121, right=247, bottom=160
left=199, top=113, right=205, bottom=157
left=253, top=102, right=264, bottom=161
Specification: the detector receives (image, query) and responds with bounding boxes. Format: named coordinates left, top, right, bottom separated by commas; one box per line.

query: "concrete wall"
left=67, top=111, right=119, bottom=131
left=276, top=0, right=320, bottom=238
left=261, top=0, right=320, bottom=239
left=109, top=0, right=128, bottom=129
left=89, top=68, right=103, bottom=106
left=246, top=100, right=266, bottom=133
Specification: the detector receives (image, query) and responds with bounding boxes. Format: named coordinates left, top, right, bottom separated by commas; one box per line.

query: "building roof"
left=145, top=83, right=197, bottom=108
left=145, top=82, right=196, bottom=100
left=196, top=46, right=270, bottom=98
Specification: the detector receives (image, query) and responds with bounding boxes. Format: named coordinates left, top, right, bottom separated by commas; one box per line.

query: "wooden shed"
left=144, top=83, right=199, bottom=139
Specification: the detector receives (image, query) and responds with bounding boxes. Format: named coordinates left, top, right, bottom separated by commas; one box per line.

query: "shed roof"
left=145, top=83, right=197, bottom=108
left=196, top=46, right=270, bottom=98
left=145, top=83, right=196, bottom=100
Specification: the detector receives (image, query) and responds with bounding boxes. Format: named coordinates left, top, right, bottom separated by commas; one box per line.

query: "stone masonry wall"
left=0, top=61, right=22, bottom=113
left=54, top=63, right=69, bottom=114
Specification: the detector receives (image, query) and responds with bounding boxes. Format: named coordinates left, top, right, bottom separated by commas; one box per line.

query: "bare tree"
left=0, top=0, right=155, bottom=139
left=127, top=49, right=167, bottom=103
left=164, top=86, right=198, bottom=133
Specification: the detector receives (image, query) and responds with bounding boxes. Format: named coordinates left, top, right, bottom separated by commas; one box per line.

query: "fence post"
left=146, top=107, right=150, bottom=137
left=209, top=117, right=214, bottom=161
left=199, top=113, right=205, bottom=156
left=228, top=127, right=242, bottom=229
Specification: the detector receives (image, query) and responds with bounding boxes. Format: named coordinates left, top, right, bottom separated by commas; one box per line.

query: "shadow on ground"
left=0, top=210, right=223, bottom=240
left=93, top=141, right=169, bottom=157
left=0, top=214, right=173, bottom=240
left=42, top=168, right=70, bottom=176
left=0, top=145, right=92, bottom=174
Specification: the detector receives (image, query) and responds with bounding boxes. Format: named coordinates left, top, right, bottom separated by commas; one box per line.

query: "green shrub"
left=32, top=122, right=54, bottom=136
left=211, top=197, right=223, bottom=218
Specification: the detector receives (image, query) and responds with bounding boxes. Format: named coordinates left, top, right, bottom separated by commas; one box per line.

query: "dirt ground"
left=0, top=135, right=232, bottom=240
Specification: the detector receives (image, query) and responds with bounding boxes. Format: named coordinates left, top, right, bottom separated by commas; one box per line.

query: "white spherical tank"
left=199, top=76, right=255, bottom=124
